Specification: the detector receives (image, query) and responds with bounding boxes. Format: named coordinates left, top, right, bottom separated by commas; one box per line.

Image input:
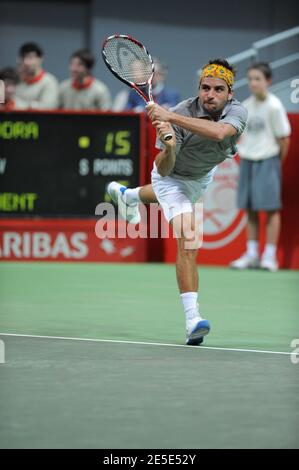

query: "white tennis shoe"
left=107, top=182, right=141, bottom=224
left=260, top=256, right=278, bottom=272
left=230, top=253, right=260, bottom=269
left=186, top=317, right=210, bottom=346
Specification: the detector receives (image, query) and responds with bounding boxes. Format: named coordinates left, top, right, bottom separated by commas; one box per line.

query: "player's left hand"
left=153, top=121, right=176, bottom=146
left=146, top=103, right=171, bottom=122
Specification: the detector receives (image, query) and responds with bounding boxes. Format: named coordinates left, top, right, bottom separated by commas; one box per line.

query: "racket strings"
left=103, top=37, right=153, bottom=85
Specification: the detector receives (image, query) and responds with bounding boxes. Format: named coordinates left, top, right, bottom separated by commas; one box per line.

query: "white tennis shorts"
left=151, top=163, right=216, bottom=223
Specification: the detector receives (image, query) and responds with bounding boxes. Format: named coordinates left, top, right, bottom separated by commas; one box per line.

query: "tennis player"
left=108, top=58, right=248, bottom=345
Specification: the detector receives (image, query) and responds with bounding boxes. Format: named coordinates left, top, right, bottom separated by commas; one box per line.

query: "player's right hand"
left=153, top=121, right=176, bottom=147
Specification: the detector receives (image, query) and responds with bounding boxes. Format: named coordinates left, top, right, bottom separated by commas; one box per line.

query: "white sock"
left=180, top=292, right=200, bottom=322
left=123, top=187, right=141, bottom=205
left=247, top=240, right=259, bottom=258
left=263, top=243, right=276, bottom=260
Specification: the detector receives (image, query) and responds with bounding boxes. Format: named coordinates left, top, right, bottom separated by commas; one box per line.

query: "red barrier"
left=0, top=219, right=147, bottom=262
left=279, top=114, right=299, bottom=268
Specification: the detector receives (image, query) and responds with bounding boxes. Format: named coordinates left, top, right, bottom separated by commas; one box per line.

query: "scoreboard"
left=0, top=111, right=145, bottom=216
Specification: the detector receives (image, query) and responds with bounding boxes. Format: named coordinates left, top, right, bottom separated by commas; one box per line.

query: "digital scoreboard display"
left=0, top=111, right=145, bottom=216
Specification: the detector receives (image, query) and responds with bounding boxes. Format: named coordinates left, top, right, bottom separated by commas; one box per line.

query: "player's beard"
left=203, top=101, right=225, bottom=119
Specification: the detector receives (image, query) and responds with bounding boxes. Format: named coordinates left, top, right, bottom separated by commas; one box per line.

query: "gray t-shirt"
left=156, top=97, right=248, bottom=180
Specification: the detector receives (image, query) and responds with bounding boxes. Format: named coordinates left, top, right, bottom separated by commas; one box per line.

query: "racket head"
left=102, top=34, right=154, bottom=101
left=102, top=34, right=173, bottom=142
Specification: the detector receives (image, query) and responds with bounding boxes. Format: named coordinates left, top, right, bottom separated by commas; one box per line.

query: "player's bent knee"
left=177, top=238, right=199, bottom=258
left=172, top=214, right=202, bottom=249
left=179, top=230, right=202, bottom=250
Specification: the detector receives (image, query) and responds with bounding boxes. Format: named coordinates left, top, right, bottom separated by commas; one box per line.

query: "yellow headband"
left=200, top=63, right=234, bottom=89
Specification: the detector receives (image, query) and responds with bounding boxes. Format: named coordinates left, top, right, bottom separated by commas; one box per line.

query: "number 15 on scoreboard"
left=104, top=131, right=131, bottom=156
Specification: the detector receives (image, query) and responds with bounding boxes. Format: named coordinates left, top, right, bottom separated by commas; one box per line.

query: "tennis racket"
left=102, top=34, right=173, bottom=141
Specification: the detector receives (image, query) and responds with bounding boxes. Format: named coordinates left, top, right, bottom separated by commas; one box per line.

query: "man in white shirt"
left=15, top=42, right=59, bottom=109
left=231, top=62, right=291, bottom=272
left=59, top=49, right=111, bottom=110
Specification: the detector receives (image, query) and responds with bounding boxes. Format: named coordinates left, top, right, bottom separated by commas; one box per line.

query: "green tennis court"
left=0, top=262, right=298, bottom=448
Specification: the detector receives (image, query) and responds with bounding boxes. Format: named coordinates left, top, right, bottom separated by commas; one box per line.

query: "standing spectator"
left=231, top=63, right=291, bottom=272
left=121, top=58, right=180, bottom=112
left=59, top=49, right=111, bottom=110
left=0, top=67, right=26, bottom=110
left=16, top=42, right=59, bottom=109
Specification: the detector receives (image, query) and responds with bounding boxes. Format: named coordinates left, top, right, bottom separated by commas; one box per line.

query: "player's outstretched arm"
left=169, top=113, right=236, bottom=141
left=148, top=103, right=237, bottom=142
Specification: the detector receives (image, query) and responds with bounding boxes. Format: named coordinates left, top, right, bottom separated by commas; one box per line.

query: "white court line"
left=0, top=332, right=291, bottom=356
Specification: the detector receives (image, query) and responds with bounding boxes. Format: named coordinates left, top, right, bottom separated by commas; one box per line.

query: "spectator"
left=0, top=67, right=26, bottom=110
left=59, top=49, right=111, bottom=110
left=16, top=42, right=59, bottom=109
left=116, top=58, right=180, bottom=112
left=230, top=62, right=291, bottom=272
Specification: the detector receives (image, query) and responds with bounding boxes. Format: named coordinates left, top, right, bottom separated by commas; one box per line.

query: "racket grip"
left=147, top=101, right=172, bottom=141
